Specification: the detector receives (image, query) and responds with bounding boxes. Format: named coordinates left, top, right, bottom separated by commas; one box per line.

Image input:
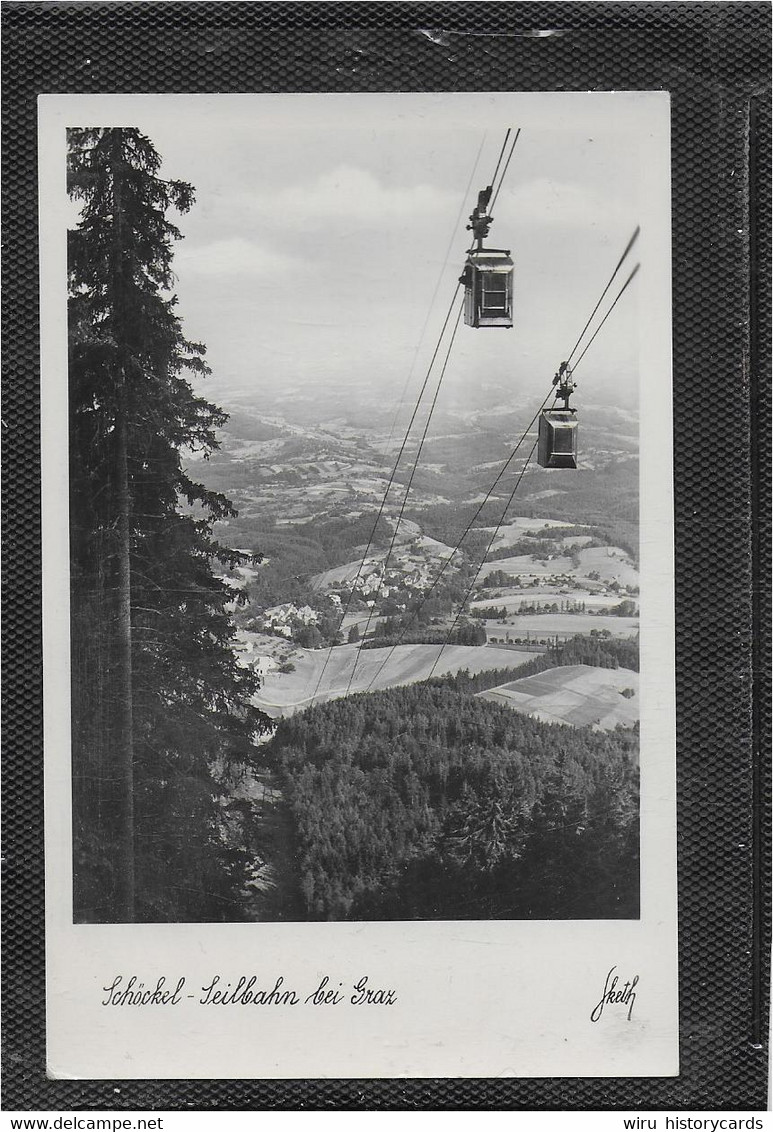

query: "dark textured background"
left=2, top=0, right=770, bottom=1112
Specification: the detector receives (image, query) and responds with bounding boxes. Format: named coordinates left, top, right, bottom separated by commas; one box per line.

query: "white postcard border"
left=40, top=91, right=677, bottom=1080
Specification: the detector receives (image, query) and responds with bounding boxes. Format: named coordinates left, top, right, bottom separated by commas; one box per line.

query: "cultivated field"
left=253, top=642, right=533, bottom=718
left=479, top=664, right=639, bottom=730
left=574, top=547, right=639, bottom=587
left=484, top=614, right=639, bottom=641
left=480, top=554, right=577, bottom=579
left=480, top=517, right=577, bottom=547
left=339, top=610, right=387, bottom=635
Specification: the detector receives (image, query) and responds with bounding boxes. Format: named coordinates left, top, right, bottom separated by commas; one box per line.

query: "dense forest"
left=268, top=681, right=639, bottom=922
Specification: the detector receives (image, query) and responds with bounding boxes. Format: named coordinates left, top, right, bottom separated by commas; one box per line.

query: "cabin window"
left=552, top=425, right=576, bottom=454
left=480, top=271, right=509, bottom=314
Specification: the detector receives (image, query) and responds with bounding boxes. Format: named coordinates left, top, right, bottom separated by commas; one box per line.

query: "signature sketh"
left=590, top=965, right=640, bottom=1023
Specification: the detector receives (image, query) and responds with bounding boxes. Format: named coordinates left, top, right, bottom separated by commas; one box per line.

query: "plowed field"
left=479, top=664, right=639, bottom=731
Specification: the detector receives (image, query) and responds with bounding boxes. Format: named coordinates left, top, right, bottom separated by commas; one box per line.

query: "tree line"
left=359, top=620, right=487, bottom=650
left=435, top=634, right=639, bottom=695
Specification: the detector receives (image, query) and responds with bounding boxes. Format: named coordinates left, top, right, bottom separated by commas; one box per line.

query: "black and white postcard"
left=40, top=91, right=678, bottom=1079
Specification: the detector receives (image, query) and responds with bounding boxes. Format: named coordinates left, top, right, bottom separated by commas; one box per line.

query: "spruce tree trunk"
left=114, top=391, right=135, bottom=921
left=110, top=130, right=135, bottom=921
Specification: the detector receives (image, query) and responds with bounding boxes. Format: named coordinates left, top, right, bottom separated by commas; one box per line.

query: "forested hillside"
left=268, top=683, right=639, bottom=921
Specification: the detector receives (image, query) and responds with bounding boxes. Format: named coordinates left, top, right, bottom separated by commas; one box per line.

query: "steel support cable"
left=310, top=130, right=520, bottom=706
left=426, top=260, right=642, bottom=684
left=489, top=128, right=521, bottom=213
left=308, top=283, right=463, bottom=707
left=181, top=142, right=500, bottom=652
left=565, top=227, right=640, bottom=366
left=346, top=296, right=465, bottom=697
left=367, top=133, right=546, bottom=669
left=380, top=133, right=488, bottom=460
left=426, top=435, right=539, bottom=681
left=372, top=127, right=511, bottom=482
left=380, top=258, right=639, bottom=637
left=341, top=130, right=516, bottom=699
left=363, top=388, right=553, bottom=694
left=571, top=263, right=640, bottom=371
left=241, top=164, right=488, bottom=611
left=488, top=128, right=511, bottom=194
left=349, top=299, right=464, bottom=676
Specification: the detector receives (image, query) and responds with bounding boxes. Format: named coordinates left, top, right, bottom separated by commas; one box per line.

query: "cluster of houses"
left=258, top=602, right=320, bottom=638
left=232, top=632, right=280, bottom=678
left=343, top=555, right=437, bottom=601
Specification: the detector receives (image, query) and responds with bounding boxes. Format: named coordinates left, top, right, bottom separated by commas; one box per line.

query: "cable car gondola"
left=460, top=186, right=514, bottom=329
left=538, top=408, right=578, bottom=468
left=538, top=362, right=579, bottom=469
left=461, top=249, right=514, bottom=328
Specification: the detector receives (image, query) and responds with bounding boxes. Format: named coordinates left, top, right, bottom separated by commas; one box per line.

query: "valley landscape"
left=192, top=381, right=640, bottom=722
left=187, top=380, right=641, bottom=922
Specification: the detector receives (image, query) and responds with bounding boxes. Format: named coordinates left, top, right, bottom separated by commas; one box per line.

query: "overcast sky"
left=67, top=93, right=669, bottom=417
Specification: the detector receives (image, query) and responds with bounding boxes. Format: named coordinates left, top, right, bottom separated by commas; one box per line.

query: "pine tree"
left=68, top=127, right=267, bottom=923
